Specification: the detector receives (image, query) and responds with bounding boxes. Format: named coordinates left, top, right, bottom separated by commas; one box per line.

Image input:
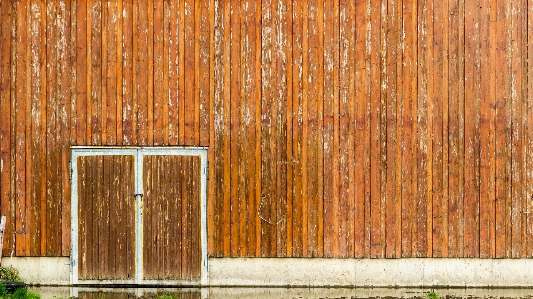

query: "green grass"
left=156, top=295, right=179, bottom=299
left=426, top=290, right=440, bottom=299
left=0, top=267, right=22, bottom=282
left=0, top=285, right=40, bottom=299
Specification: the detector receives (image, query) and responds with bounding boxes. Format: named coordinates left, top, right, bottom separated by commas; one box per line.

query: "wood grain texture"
left=0, top=0, right=532, bottom=260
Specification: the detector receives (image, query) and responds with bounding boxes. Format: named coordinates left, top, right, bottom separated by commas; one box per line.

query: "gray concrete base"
left=3, top=257, right=533, bottom=287
left=2, top=257, right=70, bottom=285
left=208, top=258, right=533, bottom=287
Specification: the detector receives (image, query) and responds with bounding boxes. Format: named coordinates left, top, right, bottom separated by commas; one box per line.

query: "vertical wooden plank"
left=29, top=0, right=45, bottom=256
left=199, top=0, right=210, bottom=146
left=305, top=0, right=322, bottom=257
left=136, top=0, right=148, bottom=145
left=369, top=0, right=383, bottom=258
left=464, top=0, right=481, bottom=258
left=116, top=0, right=123, bottom=145
left=275, top=0, right=289, bottom=258
left=75, top=0, right=87, bottom=146
left=354, top=0, right=368, bottom=258
left=59, top=0, right=72, bottom=257
left=479, top=0, right=496, bottom=258
left=177, top=0, right=186, bottom=144
left=401, top=0, right=416, bottom=257
left=260, top=0, right=277, bottom=257
left=449, top=0, right=463, bottom=257
left=322, top=0, right=338, bottom=258
left=181, top=156, right=190, bottom=278
left=104, top=0, right=118, bottom=145
left=0, top=0, right=13, bottom=257
left=77, top=157, right=87, bottom=277
left=527, top=0, right=533, bottom=259
left=153, top=0, right=164, bottom=145
left=290, top=0, right=303, bottom=257
left=240, top=0, right=259, bottom=257
left=192, top=156, right=201, bottom=278
left=99, top=156, right=111, bottom=277
left=89, top=0, right=102, bottom=145
left=337, top=0, right=354, bottom=258
left=193, top=0, right=201, bottom=146
left=229, top=0, right=241, bottom=257
left=147, top=0, right=154, bottom=145
left=184, top=0, right=195, bottom=145
left=14, top=0, right=28, bottom=257
left=212, top=0, right=231, bottom=256
left=385, top=0, right=400, bottom=258
left=122, top=0, right=133, bottom=145
left=510, top=0, right=524, bottom=258
left=430, top=0, right=444, bottom=258
left=167, top=0, right=178, bottom=145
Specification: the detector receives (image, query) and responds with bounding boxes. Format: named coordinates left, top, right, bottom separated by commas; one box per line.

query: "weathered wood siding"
left=0, top=0, right=532, bottom=258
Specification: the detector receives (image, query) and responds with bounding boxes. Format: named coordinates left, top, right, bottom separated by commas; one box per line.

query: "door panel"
left=142, top=155, right=202, bottom=280
left=77, top=155, right=135, bottom=280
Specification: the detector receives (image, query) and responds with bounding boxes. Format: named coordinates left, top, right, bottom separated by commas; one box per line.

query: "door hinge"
left=205, top=163, right=209, bottom=179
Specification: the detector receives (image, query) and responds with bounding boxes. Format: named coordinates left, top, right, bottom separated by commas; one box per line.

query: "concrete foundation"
left=208, top=258, right=533, bottom=287
left=2, top=257, right=70, bottom=285
left=3, top=257, right=533, bottom=287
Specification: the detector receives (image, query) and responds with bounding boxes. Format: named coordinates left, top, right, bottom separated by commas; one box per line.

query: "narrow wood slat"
left=322, top=0, right=338, bottom=258
left=289, top=0, right=302, bottom=257
left=354, top=0, right=369, bottom=258
left=275, top=0, right=290, bottom=258
left=385, top=0, right=399, bottom=258
left=337, top=0, right=354, bottom=258
left=526, top=0, right=533, bottom=258
left=29, top=0, right=45, bottom=257
left=199, top=0, right=211, bottom=146
left=153, top=0, right=164, bottom=145
left=184, top=0, right=195, bottom=145
left=0, top=0, right=13, bottom=257
left=431, top=0, right=444, bottom=258
left=122, top=0, right=133, bottom=145
left=229, top=0, right=241, bottom=257
left=401, top=0, right=416, bottom=257
left=260, top=0, right=277, bottom=257
left=510, top=0, right=524, bottom=258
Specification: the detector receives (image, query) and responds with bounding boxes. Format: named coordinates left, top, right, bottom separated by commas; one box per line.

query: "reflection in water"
left=28, top=287, right=533, bottom=299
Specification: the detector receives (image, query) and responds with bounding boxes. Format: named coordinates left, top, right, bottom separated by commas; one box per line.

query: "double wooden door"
left=71, top=148, right=207, bottom=284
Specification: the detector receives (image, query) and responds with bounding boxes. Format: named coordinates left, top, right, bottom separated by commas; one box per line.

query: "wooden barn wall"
left=0, top=0, right=532, bottom=259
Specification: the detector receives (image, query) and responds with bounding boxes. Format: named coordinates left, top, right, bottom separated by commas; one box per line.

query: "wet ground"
left=29, top=287, right=533, bottom=299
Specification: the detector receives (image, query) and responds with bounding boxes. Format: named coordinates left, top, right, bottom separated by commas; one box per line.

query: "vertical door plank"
left=78, top=157, right=87, bottom=277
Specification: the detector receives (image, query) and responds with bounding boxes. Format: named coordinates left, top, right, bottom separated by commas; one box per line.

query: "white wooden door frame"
left=70, top=146, right=208, bottom=286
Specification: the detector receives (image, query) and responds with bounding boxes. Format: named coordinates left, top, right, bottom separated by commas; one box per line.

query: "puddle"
left=28, top=287, right=533, bottom=299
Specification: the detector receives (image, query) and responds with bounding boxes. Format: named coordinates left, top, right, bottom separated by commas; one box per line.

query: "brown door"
left=77, top=155, right=136, bottom=280
left=142, top=155, right=202, bottom=280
